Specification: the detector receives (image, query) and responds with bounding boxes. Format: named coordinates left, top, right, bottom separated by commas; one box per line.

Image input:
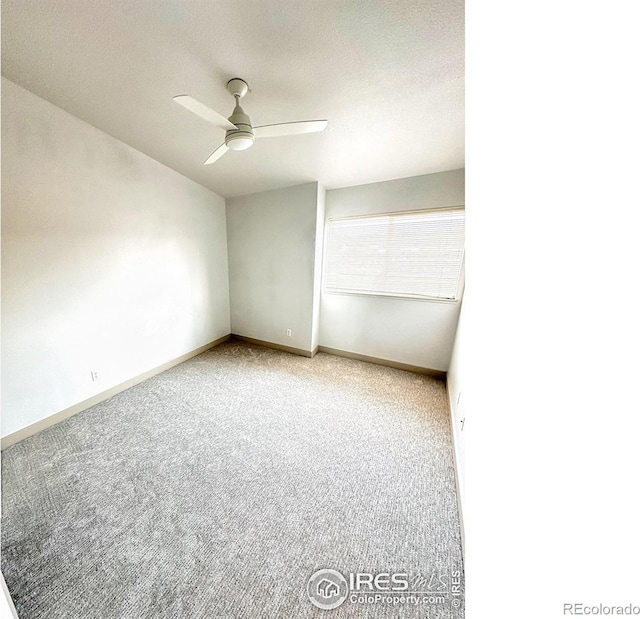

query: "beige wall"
left=1, top=78, right=230, bottom=437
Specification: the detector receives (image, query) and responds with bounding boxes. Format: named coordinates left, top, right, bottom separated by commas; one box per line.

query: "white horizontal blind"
left=324, top=208, right=465, bottom=300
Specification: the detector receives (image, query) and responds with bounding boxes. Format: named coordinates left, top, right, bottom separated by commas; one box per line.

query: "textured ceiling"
left=1, top=0, right=464, bottom=198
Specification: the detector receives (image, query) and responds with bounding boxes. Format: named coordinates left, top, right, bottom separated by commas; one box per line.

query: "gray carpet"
left=1, top=340, right=464, bottom=618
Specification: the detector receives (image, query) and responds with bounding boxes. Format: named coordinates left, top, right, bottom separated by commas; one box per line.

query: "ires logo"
left=308, top=568, right=464, bottom=609
left=451, top=570, right=463, bottom=608
left=349, top=572, right=409, bottom=591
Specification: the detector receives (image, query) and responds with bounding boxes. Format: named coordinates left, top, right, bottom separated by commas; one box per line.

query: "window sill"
left=322, top=290, right=461, bottom=304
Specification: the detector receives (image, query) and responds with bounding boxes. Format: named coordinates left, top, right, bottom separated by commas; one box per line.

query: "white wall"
left=226, top=183, right=321, bottom=353
left=319, top=170, right=465, bottom=371
left=447, top=297, right=466, bottom=553
left=1, top=78, right=230, bottom=438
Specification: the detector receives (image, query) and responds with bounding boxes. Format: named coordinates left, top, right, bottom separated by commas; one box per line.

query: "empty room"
left=0, top=1, right=465, bottom=617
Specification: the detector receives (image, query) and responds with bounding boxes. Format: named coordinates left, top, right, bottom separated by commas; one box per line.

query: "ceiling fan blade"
left=173, top=95, right=236, bottom=131
left=204, top=143, right=229, bottom=165
left=253, top=120, right=328, bottom=139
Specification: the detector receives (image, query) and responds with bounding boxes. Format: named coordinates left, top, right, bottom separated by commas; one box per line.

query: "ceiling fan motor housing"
left=225, top=100, right=254, bottom=151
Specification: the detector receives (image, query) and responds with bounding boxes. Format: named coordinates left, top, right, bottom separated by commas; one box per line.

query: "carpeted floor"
left=1, top=340, right=464, bottom=618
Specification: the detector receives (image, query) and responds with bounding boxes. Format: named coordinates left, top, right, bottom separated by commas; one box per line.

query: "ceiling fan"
left=174, top=78, right=328, bottom=165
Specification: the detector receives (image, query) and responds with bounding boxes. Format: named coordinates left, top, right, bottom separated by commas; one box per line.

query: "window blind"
left=324, top=208, right=465, bottom=300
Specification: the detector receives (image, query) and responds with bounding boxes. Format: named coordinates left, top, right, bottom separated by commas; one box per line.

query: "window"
left=323, top=207, right=465, bottom=301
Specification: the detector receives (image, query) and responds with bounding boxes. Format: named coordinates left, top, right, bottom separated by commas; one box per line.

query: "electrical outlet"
left=286, top=329, right=292, bottom=337
left=91, top=370, right=99, bottom=382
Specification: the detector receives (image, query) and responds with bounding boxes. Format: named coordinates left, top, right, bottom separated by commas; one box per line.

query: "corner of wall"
left=311, top=184, right=326, bottom=351
left=225, top=182, right=322, bottom=353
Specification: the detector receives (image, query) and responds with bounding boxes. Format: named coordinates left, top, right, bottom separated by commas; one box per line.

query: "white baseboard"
left=1, top=334, right=231, bottom=450
left=232, top=334, right=317, bottom=358
left=318, top=345, right=445, bottom=378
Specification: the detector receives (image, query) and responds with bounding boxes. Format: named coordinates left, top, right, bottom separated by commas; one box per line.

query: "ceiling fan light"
left=226, top=133, right=254, bottom=151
